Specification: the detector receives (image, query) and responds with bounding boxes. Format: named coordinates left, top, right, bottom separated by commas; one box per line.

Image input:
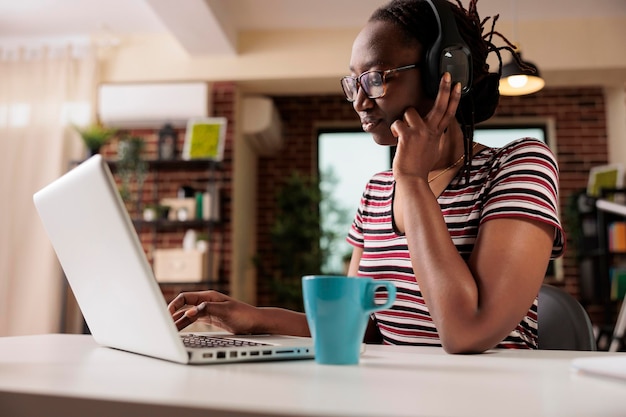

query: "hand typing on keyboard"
left=168, top=290, right=265, bottom=334
left=168, top=289, right=311, bottom=338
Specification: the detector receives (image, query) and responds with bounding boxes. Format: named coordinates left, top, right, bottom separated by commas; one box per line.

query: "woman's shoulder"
left=468, top=138, right=559, bottom=186
left=361, top=170, right=394, bottom=196
left=494, top=137, right=553, bottom=156
left=476, top=138, right=557, bottom=166
left=369, top=169, right=394, bottom=183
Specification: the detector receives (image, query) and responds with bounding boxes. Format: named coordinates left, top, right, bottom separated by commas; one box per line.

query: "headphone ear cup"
left=423, top=44, right=441, bottom=99
left=456, top=72, right=500, bottom=124
left=423, top=48, right=474, bottom=100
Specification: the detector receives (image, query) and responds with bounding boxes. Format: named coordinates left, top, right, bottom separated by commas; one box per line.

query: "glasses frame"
left=340, top=63, right=420, bottom=102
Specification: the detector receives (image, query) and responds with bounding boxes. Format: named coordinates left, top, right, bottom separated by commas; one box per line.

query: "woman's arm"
left=168, top=246, right=370, bottom=336
left=168, top=290, right=311, bottom=336
left=347, top=246, right=364, bottom=277
left=397, top=175, right=553, bottom=353
left=348, top=246, right=384, bottom=344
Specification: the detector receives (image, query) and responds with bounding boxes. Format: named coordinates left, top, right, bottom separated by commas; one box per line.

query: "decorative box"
left=153, top=249, right=207, bottom=283
left=160, top=198, right=196, bottom=221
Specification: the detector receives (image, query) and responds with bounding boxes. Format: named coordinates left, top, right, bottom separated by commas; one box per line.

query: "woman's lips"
left=361, top=118, right=381, bottom=132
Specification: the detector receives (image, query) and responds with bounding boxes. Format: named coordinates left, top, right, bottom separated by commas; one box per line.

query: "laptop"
left=571, top=355, right=626, bottom=382
left=33, top=155, right=314, bottom=364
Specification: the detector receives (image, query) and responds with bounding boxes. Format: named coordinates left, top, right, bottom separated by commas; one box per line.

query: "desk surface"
left=1, top=334, right=625, bottom=417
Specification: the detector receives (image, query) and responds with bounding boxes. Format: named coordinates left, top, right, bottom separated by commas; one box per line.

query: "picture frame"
left=587, top=164, right=624, bottom=197
left=182, top=117, right=227, bottom=161
left=158, top=123, right=177, bottom=160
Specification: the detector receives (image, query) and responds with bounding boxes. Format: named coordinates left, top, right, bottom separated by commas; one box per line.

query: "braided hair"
left=370, top=0, right=520, bottom=179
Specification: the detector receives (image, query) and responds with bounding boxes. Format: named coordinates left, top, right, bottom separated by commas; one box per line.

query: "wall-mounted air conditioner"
left=243, top=96, right=283, bottom=156
left=98, top=82, right=210, bottom=128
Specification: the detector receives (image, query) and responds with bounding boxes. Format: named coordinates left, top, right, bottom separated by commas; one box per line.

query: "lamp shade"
left=499, top=53, right=545, bottom=96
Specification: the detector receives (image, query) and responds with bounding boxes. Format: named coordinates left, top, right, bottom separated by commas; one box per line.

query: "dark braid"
left=370, top=0, right=519, bottom=181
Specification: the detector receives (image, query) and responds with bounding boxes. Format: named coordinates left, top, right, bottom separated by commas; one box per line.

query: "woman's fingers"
left=390, top=117, right=407, bottom=138
left=428, top=72, right=452, bottom=125
left=174, top=314, right=192, bottom=331
left=392, top=107, right=424, bottom=141
left=184, top=302, right=208, bottom=318
left=167, top=291, right=215, bottom=329
left=427, top=72, right=462, bottom=132
left=167, top=291, right=222, bottom=314
left=167, top=292, right=190, bottom=315
left=393, top=73, right=462, bottom=142
left=172, top=302, right=209, bottom=331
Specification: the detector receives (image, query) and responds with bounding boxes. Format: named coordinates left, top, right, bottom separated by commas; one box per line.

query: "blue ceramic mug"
left=302, top=275, right=396, bottom=365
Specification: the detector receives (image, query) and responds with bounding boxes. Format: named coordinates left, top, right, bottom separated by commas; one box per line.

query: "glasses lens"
left=341, top=77, right=357, bottom=101
left=361, top=71, right=384, bottom=99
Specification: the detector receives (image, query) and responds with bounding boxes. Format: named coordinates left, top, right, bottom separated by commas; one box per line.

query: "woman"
left=169, top=0, right=564, bottom=354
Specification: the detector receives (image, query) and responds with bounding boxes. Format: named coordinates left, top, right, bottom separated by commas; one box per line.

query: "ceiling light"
left=499, top=52, right=545, bottom=96
left=499, top=0, right=545, bottom=96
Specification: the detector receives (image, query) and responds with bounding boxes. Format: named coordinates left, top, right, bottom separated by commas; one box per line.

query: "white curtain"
left=0, top=42, right=99, bottom=336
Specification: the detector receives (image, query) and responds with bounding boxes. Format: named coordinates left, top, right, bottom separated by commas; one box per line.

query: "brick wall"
left=99, top=82, right=236, bottom=303
left=256, top=87, right=609, bottom=308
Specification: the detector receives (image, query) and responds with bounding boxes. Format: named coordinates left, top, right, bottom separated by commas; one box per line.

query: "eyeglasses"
left=340, top=63, right=420, bottom=102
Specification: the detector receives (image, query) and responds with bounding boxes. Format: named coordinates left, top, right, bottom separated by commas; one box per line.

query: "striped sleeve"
left=481, top=139, right=565, bottom=258
left=347, top=174, right=393, bottom=249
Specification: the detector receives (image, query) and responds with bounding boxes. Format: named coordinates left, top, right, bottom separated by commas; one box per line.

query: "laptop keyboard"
left=181, top=334, right=269, bottom=349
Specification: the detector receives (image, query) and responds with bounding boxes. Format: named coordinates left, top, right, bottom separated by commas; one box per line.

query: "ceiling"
left=1, top=0, right=626, bottom=56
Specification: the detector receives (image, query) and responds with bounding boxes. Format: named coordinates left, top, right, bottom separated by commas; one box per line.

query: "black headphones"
left=423, top=0, right=473, bottom=99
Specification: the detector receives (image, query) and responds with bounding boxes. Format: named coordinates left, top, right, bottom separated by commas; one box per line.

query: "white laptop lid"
left=34, top=155, right=190, bottom=363
left=34, top=156, right=315, bottom=365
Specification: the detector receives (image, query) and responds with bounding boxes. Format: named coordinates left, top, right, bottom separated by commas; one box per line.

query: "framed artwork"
left=183, top=117, right=227, bottom=161
left=587, top=164, right=624, bottom=197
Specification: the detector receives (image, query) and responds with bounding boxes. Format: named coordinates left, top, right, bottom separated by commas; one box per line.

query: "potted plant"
left=255, top=172, right=347, bottom=311
left=117, top=135, right=148, bottom=216
left=73, top=124, right=117, bottom=156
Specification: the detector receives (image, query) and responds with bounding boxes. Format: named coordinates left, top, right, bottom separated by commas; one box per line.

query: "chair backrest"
left=537, top=284, right=597, bottom=351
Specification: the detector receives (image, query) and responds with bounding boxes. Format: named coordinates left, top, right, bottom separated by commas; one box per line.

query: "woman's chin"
left=372, top=134, right=398, bottom=146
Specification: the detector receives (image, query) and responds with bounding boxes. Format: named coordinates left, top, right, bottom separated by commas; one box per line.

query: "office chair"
left=537, top=284, right=597, bottom=351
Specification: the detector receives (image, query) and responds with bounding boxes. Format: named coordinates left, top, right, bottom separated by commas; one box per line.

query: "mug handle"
left=365, top=281, right=396, bottom=314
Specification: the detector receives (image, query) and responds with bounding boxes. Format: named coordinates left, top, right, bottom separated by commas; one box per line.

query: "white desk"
left=1, top=334, right=625, bottom=417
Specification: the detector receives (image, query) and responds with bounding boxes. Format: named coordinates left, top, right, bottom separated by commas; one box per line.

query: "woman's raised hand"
left=390, top=72, right=462, bottom=180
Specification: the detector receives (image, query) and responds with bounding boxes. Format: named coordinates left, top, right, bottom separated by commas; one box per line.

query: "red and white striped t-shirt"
left=347, top=138, right=565, bottom=349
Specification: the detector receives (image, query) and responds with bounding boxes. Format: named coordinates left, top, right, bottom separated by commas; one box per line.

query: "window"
left=318, top=130, right=392, bottom=274
left=474, top=124, right=546, bottom=147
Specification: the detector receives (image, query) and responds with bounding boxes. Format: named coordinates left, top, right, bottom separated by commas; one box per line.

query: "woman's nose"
left=352, top=87, right=374, bottom=112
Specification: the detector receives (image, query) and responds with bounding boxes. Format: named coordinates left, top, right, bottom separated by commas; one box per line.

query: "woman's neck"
left=432, top=125, right=465, bottom=171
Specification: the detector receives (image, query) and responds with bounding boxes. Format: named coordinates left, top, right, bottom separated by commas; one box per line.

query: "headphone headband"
left=424, top=0, right=473, bottom=98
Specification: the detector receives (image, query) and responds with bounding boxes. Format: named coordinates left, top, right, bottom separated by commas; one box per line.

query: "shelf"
left=157, top=280, right=225, bottom=286
left=71, top=158, right=221, bottom=171
left=70, top=156, right=224, bottom=286
left=132, top=219, right=219, bottom=229
left=130, top=159, right=220, bottom=171
left=597, top=198, right=626, bottom=217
